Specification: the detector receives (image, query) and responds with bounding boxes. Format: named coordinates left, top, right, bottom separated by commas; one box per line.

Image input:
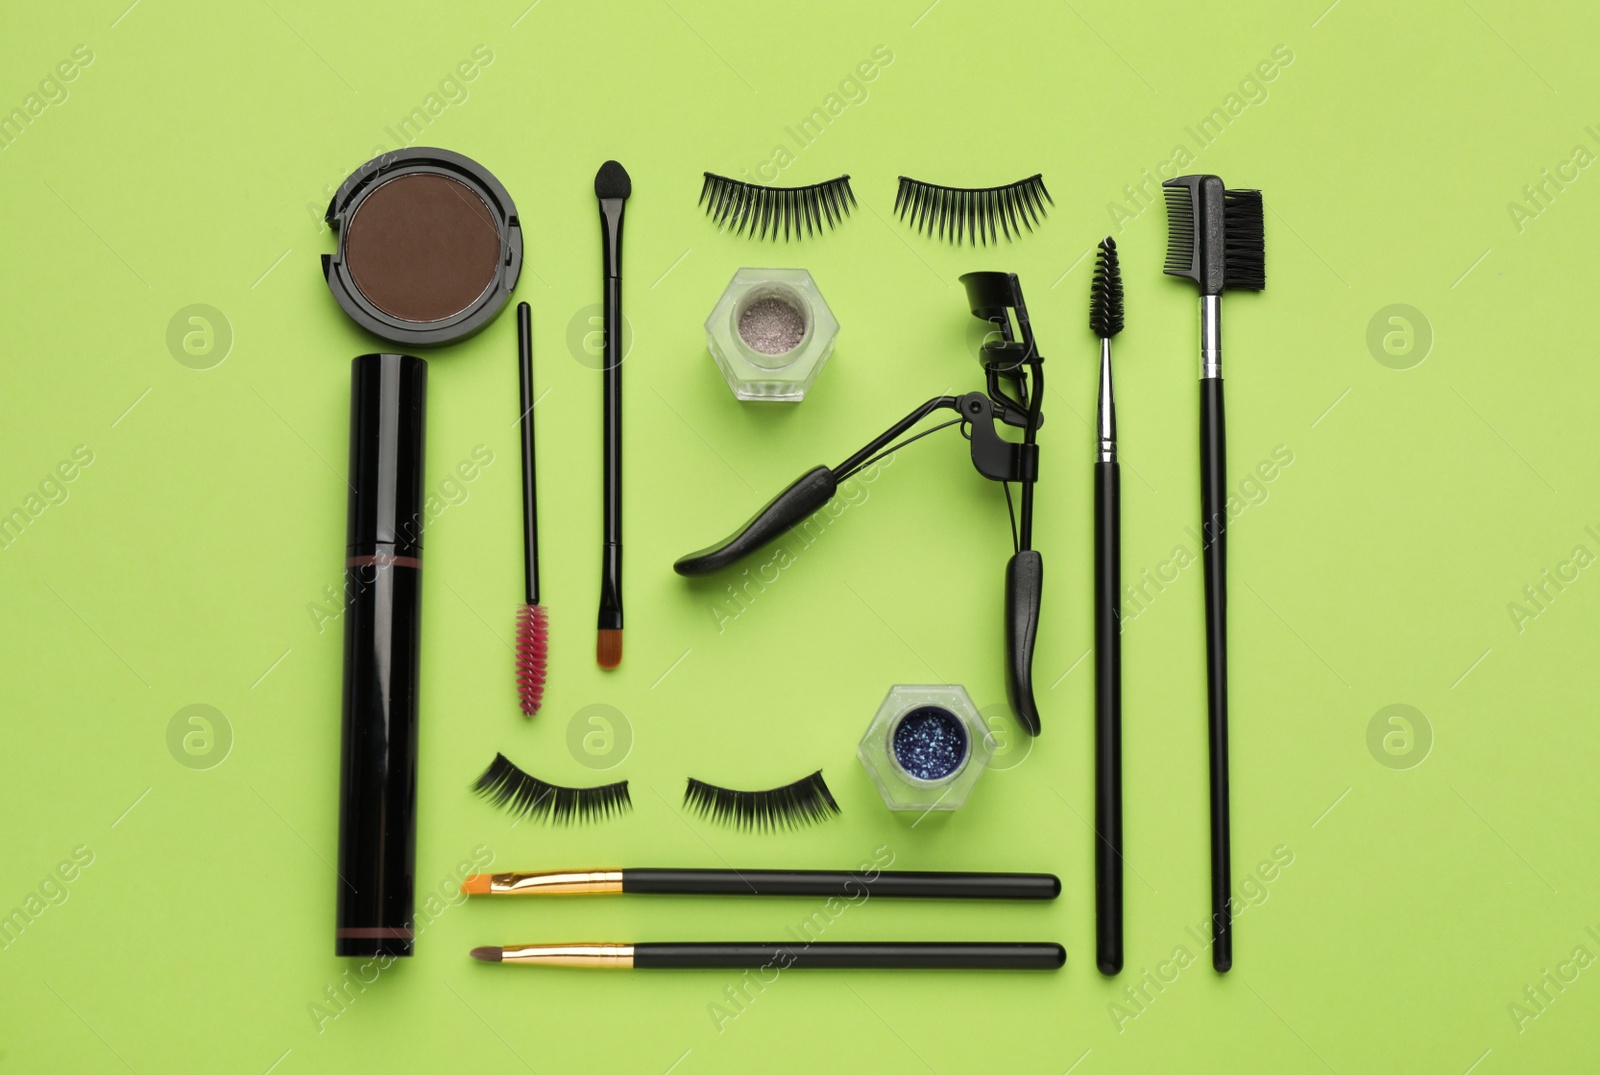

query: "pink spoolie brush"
left=515, top=302, right=548, bottom=715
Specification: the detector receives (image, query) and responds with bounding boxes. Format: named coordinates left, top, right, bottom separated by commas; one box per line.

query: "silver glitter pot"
left=705, top=268, right=838, bottom=402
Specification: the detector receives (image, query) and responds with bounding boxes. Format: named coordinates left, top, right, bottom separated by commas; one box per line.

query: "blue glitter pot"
left=858, top=685, right=996, bottom=812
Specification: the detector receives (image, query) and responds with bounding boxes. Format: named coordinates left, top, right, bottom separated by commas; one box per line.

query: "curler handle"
left=1004, top=549, right=1043, bottom=736
left=673, top=466, right=837, bottom=577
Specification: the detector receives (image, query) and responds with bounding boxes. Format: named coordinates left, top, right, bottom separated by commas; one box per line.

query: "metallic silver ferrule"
left=1200, top=294, right=1222, bottom=379
left=1097, top=337, right=1116, bottom=463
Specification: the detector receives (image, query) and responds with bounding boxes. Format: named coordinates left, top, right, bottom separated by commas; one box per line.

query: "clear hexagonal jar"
left=705, top=268, right=838, bottom=402
left=858, top=685, right=996, bottom=812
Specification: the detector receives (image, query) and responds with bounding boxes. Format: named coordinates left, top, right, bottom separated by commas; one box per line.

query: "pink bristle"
left=516, top=603, right=549, bottom=716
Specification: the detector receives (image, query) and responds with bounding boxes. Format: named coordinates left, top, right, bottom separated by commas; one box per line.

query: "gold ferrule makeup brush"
left=469, top=942, right=1065, bottom=970
left=461, top=867, right=1060, bottom=900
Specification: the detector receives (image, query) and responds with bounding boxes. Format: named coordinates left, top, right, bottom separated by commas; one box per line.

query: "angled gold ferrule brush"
left=461, top=870, right=623, bottom=896
left=469, top=941, right=1064, bottom=970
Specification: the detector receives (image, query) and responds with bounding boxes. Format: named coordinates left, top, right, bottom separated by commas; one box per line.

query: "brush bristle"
left=1090, top=237, right=1124, bottom=339
left=469, top=946, right=503, bottom=963
left=1223, top=188, right=1265, bottom=291
left=595, top=160, right=631, bottom=200
left=596, top=628, right=622, bottom=670
left=516, top=604, right=548, bottom=716
left=1162, top=186, right=1197, bottom=275
left=461, top=874, right=493, bottom=896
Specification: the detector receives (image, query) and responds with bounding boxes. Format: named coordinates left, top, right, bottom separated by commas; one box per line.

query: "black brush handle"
left=1004, top=550, right=1043, bottom=737
left=517, top=303, right=539, bottom=605
left=634, top=942, right=1065, bottom=970
left=1200, top=377, right=1231, bottom=972
left=1094, top=459, right=1122, bottom=975
left=673, top=466, right=837, bottom=576
left=621, top=869, right=1060, bottom=900
left=598, top=275, right=623, bottom=630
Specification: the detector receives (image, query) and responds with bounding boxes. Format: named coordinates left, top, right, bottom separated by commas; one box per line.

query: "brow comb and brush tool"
left=1090, top=237, right=1125, bottom=976
left=1162, top=174, right=1265, bottom=973
left=594, top=160, right=631, bottom=670
left=462, top=867, right=1061, bottom=900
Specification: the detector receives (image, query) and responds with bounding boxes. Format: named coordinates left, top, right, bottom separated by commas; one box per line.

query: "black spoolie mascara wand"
left=1162, top=175, right=1265, bottom=973
left=1089, top=237, right=1124, bottom=976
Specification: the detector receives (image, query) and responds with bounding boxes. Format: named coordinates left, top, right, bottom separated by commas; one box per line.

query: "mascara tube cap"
left=346, top=353, right=427, bottom=556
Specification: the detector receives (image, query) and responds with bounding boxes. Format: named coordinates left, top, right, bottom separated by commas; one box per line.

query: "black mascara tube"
left=336, top=353, right=427, bottom=958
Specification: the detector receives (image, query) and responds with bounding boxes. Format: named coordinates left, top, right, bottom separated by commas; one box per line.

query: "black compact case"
left=336, top=353, right=427, bottom=958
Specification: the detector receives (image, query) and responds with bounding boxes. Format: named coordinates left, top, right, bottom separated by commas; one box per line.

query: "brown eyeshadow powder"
left=345, top=173, right=501, bottom=323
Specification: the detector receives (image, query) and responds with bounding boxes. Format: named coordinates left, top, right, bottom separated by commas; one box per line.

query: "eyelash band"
left=894, top=174, right=1052, bottom=246
left=472, top=753, right=631, bottom=825
left=698, top=173, right=856, bottom=240
left=683, top=771, right=841, bottom=831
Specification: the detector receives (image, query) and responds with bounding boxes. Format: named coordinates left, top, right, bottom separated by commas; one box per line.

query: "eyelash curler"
left=674, top=271, right=1046, bottom=736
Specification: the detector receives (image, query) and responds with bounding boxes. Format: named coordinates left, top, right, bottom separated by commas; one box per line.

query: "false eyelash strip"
left=698, top=173, right=856, bottom=240
left=683, top=771, right=841, bottom=831
left=472, top=753, right=631, bottom=825
left=894, top=174, right=1052, bottom=246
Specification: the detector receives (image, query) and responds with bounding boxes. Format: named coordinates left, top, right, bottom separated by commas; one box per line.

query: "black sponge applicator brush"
left=594, top=161, right=631, bottom=670
left=1161, top=175, right=1265, bottom=974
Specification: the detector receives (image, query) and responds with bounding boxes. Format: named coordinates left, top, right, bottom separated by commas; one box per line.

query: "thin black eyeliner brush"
left=1089, top=237, right=1125, bottom=976
left=1162, top=175, right=1265, bottom=973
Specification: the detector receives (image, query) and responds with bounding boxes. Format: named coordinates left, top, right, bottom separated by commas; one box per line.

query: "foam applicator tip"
left=595, top=160, right=632, bottom=200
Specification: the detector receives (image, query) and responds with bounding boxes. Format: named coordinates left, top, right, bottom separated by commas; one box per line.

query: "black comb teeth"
left=698, top=173, right=855, bottom=240
left=1162, top=185, right=1198, bottom=276
left=1090, top=237, right=1124, bottom=339
left=1162, top=175, right=1265, bottom=294
left=895, top=174, right=1051, bottom=245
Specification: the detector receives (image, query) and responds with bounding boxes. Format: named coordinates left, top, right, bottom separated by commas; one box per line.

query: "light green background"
left=2, top=0, right=1597, bottom=1071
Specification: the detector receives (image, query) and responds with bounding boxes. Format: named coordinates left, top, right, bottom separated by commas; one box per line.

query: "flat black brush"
left=1089, top=236, right=1124, bottom=976
left=1162, top=174, right=1265, bottom=973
